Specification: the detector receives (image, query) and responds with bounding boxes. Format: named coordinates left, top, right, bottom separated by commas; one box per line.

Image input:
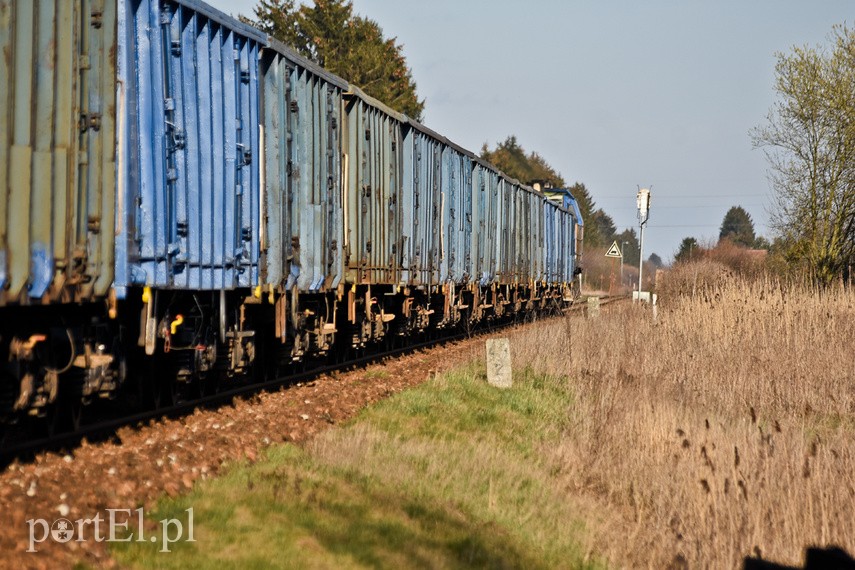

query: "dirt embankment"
left=0, top=333, right=491, bottom=569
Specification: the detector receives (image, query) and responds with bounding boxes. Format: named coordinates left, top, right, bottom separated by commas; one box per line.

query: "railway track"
left=1, top=329, right=476, bottom=462
left=0, top=294, right=629, bottom=464
left=0, top=293, right=632, bottom=569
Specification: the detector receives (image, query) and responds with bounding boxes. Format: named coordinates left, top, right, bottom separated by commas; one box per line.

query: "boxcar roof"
left=173, top=0, right=268, bottom=43
left=342, top=84, right=561, bottom=206
left=264, top=37, right=350, bottom=91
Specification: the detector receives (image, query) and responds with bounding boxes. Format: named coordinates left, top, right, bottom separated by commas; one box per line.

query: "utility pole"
left=636, top=187, right=651, bottom=294
left=621, top=241, right=628, bottom=287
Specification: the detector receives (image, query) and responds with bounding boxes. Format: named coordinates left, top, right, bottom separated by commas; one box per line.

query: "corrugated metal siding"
left=343, top=96, right=403, bottom=286
left=412, top=130, right=443, bottom=286
left=399, top=126, right=415, bottom=284
left=559, top=211, right=571, bottom=282
left=116, top=0, right=263, bottom=293
left=261, top=45, right=344, bottom=293
left=543, top=203, right=556, bottom=283
left=472, top=164, right=498, bottom=285
left=531, top=194, right=544, bottom=282
left=539, top=197, right=579, bottom=284
left=495, top=179, right=513, bottom=282
left=440, top=147, right=471, bottom=283
left=0, top=0, right=117, bottom=306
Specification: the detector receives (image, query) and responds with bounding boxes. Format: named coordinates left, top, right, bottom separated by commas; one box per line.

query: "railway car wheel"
left=42, top=403, right=63, bottom=438
left=69, top=399, right=87, bottom=432
left=170, top=381, right=190, bottom=406
left=199, top=373, right=221, bottom=398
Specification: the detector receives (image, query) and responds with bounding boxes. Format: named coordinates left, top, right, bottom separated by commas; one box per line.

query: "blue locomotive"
left=0, top=0, right=582, bottom=423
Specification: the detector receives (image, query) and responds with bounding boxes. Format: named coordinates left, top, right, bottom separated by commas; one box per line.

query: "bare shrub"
left=655, top=259, right=734, bottom=303
left=705, top=239, right=767, bottom=277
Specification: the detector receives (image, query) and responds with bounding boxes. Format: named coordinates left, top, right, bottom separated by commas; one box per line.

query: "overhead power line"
left=594, top=193, right=770, bottom=199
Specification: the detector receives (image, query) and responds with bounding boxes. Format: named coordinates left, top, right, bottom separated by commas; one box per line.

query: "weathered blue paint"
left=440, top=148, right=472, bottom=283
left=472, top=164, right=499, bottom=286
left=342, top=91, right=405, bottom=286
left=261, top=39, right=346, bottom=293
left=116, top=0, right=263, bottom=293
left=543, top=203, right=556, bottom=282
left=406, top=129, right=443, bottom=285
left=27, top=243, right=52, bottom=299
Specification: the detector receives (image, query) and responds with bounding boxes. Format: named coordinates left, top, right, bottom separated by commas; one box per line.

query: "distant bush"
left=656, top=259, right=733, bottom=303
left=704, top=239, right=766, bottom=277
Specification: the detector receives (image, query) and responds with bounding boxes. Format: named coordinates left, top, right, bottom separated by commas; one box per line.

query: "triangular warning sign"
left=605, top=241, right=622, bottom=258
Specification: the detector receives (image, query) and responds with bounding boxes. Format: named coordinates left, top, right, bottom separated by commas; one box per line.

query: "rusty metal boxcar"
left=0, top=0, right=584, bottom=428
left=0, top=0, right=117, bottom=307
left=259, top=39, right=347, bottom=356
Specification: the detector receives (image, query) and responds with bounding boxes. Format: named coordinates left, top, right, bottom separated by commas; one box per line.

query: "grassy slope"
left=112, top=366, right=601, bottom=569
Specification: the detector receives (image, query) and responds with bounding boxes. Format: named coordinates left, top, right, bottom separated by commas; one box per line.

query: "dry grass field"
left=111, top=262, right=855, bottom=569
left=510, top=267, right=855, bottom=567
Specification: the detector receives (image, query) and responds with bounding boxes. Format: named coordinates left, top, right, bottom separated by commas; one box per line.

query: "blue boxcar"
left=342, top=86, right=406, bottom=287
left=115, top=0, right=265, bottom=297
left=0, top=0, right=586, bottom=422
left=260, top=39, right=347, bottom=294
left=542, top=188, right=584, bottom=284
left=471, top=163, right=499, bottom=286
left=439, top=145, right=474, bottom=283
left=400, top=123, right=444, bottom=286
left=402, top=120, right=478, bottom=287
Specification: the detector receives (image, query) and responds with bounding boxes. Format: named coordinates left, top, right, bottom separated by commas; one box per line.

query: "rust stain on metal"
left=46, top=39, right=56, bottom=70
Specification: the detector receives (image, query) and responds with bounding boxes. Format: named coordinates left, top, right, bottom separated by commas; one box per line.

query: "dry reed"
left=509, top=274, right=855, bottom=568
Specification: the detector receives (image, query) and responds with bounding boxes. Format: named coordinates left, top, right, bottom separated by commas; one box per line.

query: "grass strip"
left=112, top=365, right=601, bottom=569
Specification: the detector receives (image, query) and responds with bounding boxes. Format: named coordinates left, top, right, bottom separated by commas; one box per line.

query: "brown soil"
left=0, top=331, right=499, bottom=569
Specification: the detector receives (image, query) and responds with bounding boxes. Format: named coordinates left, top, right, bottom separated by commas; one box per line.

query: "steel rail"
left=0, top=295, right=629, bottom=463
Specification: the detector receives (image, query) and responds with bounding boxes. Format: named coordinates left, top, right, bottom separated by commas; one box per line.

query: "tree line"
left=480, top=137, right=661, bottom=268
left=678, top=26, right=855, bottom=284
left=249, top=1, right=854, bottom=285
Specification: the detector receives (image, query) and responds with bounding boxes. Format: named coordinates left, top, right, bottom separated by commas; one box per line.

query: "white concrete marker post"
left=486, top=338, right=512, bottom=388
left=586, top=296, right=600, bottom=318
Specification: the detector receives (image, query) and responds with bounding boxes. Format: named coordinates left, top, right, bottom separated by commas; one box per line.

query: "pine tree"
left=248, top=0, right=425, bottom=120
left=719, top=206, right=756, bottom=247
left=674, top=237, right=700, bottom=263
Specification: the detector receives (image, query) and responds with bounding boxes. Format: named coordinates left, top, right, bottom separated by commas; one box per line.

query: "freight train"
left=0, top=0, right=583, bottom=428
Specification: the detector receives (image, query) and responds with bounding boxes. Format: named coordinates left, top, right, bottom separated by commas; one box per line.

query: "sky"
left=208, top=0, right=852, bottom=262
